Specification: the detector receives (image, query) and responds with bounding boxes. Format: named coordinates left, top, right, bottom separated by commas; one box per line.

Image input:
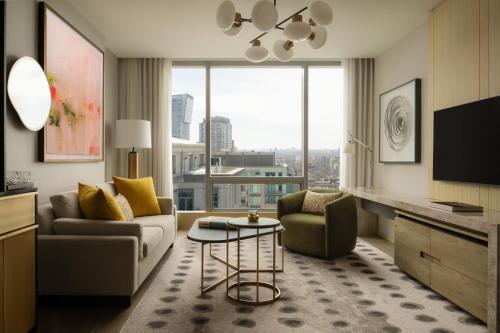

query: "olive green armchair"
left=278, top=189, right=357, bottom=259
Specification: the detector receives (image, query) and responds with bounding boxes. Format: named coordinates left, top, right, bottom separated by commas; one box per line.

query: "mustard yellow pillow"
left=112, top=176, right=161, bottom=217
left=78, top=183, right=126, bottom=221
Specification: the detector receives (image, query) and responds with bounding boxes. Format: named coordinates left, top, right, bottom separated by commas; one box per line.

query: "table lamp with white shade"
left=115, top=119, right=152, bottom=179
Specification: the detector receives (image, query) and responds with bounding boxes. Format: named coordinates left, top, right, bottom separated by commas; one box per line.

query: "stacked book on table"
left=198, top=216, right=236, bottom=230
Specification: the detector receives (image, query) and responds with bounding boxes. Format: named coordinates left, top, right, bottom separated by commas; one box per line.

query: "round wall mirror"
left=7, top=56, right=51, bottom=131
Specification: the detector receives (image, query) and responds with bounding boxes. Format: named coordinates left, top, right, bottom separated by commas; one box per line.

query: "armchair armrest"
left=324, top=194, right=357, bottom=258
left=157, top=197, right=176, bottom=216
left=278, top=190, right=307, bottom=219
left=52, top=218, right=144, bottom=258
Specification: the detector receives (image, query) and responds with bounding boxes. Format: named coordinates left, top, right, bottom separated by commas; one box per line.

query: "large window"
left=171, top=67, right=206, bottom=210
left=172, top=62, right=343, bottom=211
left=308, top=67, right=343, bottom=189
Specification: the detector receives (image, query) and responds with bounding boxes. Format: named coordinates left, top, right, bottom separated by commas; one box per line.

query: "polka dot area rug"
left=120, top=231, right=486, bottom=333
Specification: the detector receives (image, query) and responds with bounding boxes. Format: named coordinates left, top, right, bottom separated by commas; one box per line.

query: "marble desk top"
left=342, top=187, right=500, bottom=234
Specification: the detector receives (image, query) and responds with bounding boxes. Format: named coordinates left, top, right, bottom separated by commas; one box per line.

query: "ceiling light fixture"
left=216, top=0, right=333, bottom=63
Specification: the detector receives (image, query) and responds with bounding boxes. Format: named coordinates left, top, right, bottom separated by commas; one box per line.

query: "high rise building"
left=172, top=94, right=193, bottom=140
left=199, top=116, right=233, bottom=153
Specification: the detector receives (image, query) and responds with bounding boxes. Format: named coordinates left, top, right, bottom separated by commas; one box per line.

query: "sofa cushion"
left=113, top=176, right=161, bottom=217
left=96, top=182, right=117, bottom=196
left=280, top=213, right=325, bottom=257
left=78, top=183, right=126, bottom=221
left=142, top=227, right=163, bottom=257
left=301, top=190, right=342, bottom=215
left=115, top=194, right=134, bottom=221
left=38, top=203, right=57, bottom=235
left=134, top=214, right=175, bottom=234
left=50, top=190, right=84, bottom=219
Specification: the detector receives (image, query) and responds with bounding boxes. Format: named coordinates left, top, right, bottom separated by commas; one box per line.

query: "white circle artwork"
left=384, top=95, right=412, bottom=152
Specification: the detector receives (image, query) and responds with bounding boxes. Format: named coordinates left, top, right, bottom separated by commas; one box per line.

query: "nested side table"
left=226, top=217, right=284, bottom=305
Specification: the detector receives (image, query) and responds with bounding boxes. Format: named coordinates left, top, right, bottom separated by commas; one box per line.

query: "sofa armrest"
left=37, top=235, right=138, bottom=297
left=324, top=194, right=357, bottom=258
left=278, top=190, right=307, bottom=219
left=52, top=218, right=143, bottom=258
left=157, top=197, right=175, bottom=216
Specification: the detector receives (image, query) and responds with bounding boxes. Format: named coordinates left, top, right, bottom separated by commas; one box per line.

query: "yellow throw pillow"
left=112, top=176, right=161, bottom=217
left=78, top=183, right=126, bottom=221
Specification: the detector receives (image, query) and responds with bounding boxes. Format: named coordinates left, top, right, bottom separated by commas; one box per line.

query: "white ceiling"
left=69, top=0, right=442, bottom=59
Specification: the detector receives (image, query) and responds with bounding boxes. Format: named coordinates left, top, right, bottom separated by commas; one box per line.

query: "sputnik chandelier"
left=216, top=0, right=333, bottom=62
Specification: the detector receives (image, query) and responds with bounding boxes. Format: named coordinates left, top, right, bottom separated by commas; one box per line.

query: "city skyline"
left=172, top=67, right=343, bottom=150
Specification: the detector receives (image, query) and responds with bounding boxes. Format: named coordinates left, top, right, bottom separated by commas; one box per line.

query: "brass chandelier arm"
left=249, top=6, right=308, bottom=44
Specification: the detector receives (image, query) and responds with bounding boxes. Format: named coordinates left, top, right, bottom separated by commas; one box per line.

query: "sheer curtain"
left=340, top=58, right=374, bottom=188
left=116, top=58, right=173, bottom=197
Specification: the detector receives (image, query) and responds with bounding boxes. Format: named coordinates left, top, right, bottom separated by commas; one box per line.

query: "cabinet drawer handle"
left=420, top=251, right=441, bottom=263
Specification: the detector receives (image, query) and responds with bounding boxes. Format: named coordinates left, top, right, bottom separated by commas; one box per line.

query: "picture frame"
left=379, top=78, right=421, bottom=163
left=38, top=3, right=104, bottom=162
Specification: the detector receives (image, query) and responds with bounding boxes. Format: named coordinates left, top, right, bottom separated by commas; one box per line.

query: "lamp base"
left=128, top=151, right=139, bottom=179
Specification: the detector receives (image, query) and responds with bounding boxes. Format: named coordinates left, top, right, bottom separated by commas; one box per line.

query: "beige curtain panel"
left=116, top=58, right=173, bottom=197
left=341, top=58, right=374, bottom=188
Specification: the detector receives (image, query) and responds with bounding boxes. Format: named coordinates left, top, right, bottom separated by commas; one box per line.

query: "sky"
left=172, top=66, right=343, bottom=150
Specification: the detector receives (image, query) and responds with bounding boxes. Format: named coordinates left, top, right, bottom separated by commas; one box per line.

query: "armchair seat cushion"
left=142, top=227, right=163, bottom=257
left=280, top=213, right=325, bottom=258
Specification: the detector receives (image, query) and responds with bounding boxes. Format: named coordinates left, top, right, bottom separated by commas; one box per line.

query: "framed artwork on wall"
left=379, top=79, right=421, bottom=163
left=38, top=3, right=104, bottom=162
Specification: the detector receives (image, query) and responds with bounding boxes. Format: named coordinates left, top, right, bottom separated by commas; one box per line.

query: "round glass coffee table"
left=226, top=217, right=283, bottom=305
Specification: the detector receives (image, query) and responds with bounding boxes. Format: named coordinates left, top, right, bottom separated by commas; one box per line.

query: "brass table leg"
left=226, top=225, right=229, bottom=295
left=237, top=227, right=241, bottom=300
left=201, top=242, right=204, bottom=292
left=273, top=226, right=276, bottom=300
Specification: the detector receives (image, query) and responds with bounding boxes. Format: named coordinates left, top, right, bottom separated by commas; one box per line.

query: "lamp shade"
left=245, top=41, right=269, bottom=63
left=251, top=0, right=278, bottom=32
left=115, top=119, right=152, bottom=149
left=284, top=15, right=312, bottom=42
left=342, top=143, right=356, bottom=154
left=308, top=25, right=327, bottom=49
left=216, top=0, right=236, bottom=31
left=223, top=24, right=242, bottom=37
left=310, top=1, right=333, bottom=26
left=273, top=40, right=293, bottom=62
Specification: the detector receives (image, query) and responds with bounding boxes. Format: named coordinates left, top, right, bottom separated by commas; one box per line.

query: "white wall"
left=373, top=18, right=429, bottom=241
left=5, top=0, right=118, bottom=203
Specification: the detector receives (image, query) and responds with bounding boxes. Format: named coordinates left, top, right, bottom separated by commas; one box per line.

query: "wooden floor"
left=38, top=233, right=394, bottom=332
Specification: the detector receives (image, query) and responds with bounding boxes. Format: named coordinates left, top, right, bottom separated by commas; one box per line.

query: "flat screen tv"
left=433, top=95, right=500, bottom=185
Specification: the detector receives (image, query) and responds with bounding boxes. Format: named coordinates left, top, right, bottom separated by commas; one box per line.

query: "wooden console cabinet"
left=395, top=211, right=487, bottom=321
left=0, top=192, right=37, bottom=333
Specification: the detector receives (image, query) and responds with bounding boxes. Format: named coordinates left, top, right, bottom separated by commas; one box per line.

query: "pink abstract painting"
left=42, top=5, right=103, bottom=162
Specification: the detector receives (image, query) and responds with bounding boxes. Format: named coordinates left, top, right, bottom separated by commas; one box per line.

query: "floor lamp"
left=342, top=131, right=372, bottom=187
left=115, top=119, right=152, bottom=179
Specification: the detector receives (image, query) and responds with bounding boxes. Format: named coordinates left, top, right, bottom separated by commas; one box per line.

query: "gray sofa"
left=37, top=182, right=176, bottom=302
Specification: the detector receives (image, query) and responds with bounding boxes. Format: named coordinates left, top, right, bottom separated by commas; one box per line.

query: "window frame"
left=172, top=61, right=342, bottom=211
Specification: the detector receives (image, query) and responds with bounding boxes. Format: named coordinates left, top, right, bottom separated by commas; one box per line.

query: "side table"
left=226, top=217, right=283, bottom=305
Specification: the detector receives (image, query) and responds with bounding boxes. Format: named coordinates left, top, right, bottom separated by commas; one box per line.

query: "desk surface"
left=343, top=187, right=500, bottom=234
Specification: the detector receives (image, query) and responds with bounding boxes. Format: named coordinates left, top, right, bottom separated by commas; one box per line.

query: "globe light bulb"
left=308, top=25, right=327, bottom=49
left=245, top=40, right=269, bottom=63
left=251, top=0, right=278, bottom=32
left=273, top=40, right=294, bottom=62
left=310, top=1, right=333, bottom=26
left=216, top=0, right=236, bottom=31
left=284, top=15, right=312, bottom=42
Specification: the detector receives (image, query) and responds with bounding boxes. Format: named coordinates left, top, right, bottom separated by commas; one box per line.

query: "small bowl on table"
left=248, top=214, right=259, bottom=223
